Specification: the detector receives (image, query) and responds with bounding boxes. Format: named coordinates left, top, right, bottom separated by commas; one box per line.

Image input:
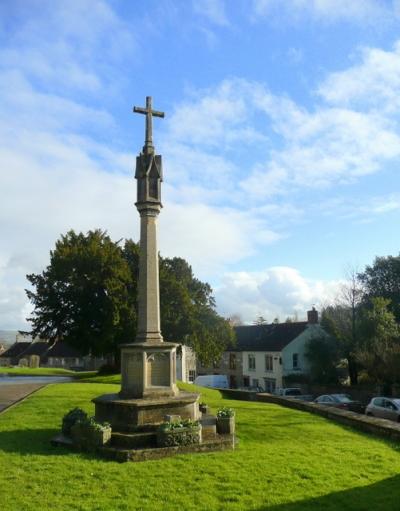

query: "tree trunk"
left=348, top=356, right=358, bottom=385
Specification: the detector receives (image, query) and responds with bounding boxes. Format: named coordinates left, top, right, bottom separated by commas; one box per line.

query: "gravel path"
left=0, top=383, right=45, bottom=413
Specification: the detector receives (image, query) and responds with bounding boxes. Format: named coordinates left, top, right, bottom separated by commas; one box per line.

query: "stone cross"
left=133, top=96, right=165, bottom=152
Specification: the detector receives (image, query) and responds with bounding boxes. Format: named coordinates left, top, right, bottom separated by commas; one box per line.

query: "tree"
left=26, top=230, right=233, bottom=363
left=26, top=230, right=135, bottom=357
left=305, top=333, right=340, bottom=384
left=321, top=268, right=364, bottom=385
left=356, top=297, right=400, bottom=385
left=359, top=254, right=400, bottom=321
left=254, top=316, right=268, bottom=325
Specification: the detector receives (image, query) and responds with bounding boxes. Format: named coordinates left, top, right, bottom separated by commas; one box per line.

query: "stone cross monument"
left=94, top=97, right=199, bottom=431
left=119, top=96, right=179, bottom=400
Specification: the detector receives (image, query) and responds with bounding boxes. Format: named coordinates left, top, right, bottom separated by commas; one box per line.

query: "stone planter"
left=157, top=425, right=202, bottom=447
left=216, top=416, right=235, bottom=435
left=71, top=423, right=112, bottom=448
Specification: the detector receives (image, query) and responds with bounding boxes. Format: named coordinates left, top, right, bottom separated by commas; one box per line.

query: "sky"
left=1, top=0, right=400, bottom=330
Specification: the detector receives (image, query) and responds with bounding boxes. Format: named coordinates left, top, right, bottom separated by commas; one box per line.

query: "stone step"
left=200, top=414, right=217, bottom=440
left=99, top=435, right=235, bottom=463
left=111, top=431, right=157, bottom=449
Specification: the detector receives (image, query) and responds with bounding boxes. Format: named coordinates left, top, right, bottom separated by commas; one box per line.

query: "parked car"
left=274, top=388, right=313, bottom=401
left=314, top=394, right=365, bottom=413
left=365, top=397, right=400, bottom=422
left=194, top=374, right=229, bottom=389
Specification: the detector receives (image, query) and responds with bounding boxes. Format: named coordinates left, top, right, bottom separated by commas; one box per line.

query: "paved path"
left=0, top=383, right=46, bottom=412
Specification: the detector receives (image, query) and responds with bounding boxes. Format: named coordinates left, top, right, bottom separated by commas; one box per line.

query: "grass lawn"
left=0, top=381, right=400, bottom=511
left=0, top=367, right=96, bottom=378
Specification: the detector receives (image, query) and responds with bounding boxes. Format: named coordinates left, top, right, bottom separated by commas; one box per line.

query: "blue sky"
left=1, top=0, right=400, bottom=329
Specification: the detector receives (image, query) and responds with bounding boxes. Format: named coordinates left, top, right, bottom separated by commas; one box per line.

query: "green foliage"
left=26, top=230, right=135, bottom=356
left=359, top=254, right=400, bottom=321
left=158, top=419, right=199, bottom=432
left=357, top=297, right=400, bottom=385
left=76, top=416, right=111, bottom=433
left=217, top=406, right=235, bottom=418
left=61, top=407, right=87, bottom=436
left=305, top=334, right=340, bottom=384
left=157, top=419, right=201, bottom=447
left=26, top=230, right=233, bottom=363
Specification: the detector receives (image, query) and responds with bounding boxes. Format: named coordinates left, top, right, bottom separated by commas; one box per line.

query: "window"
left=188, top=370, right=196, bottom=382
left=243, top=376, right=250, bottom=387
left=252, top=379, right=259, bottom=387
left=292, top=353, right=299, bottom=369
left=265, top=355, right=273, bottom=372
left=248, top=354, right=256, bottom=371
left=229, top=353, right=236, bottom=370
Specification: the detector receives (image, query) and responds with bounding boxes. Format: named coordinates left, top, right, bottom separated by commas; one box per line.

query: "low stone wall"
left=257, top=393, right=400, bottom=442
left=215, top=388, right=259, bottom=401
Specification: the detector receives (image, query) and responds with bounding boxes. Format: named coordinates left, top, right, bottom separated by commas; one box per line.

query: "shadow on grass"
left=0, top=428, right=67, bottom=456
left=0, top=428, right=102, bottom=461
left=256, top=474, right=400, bottom=511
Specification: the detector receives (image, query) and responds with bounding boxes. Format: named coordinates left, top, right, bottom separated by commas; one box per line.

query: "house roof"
left=0, top=341, right=32, bottom=358
left=45, top=341, right=82, bottom=358
left=22, top=341, right=52, bottom=357
left=230, top=322, right=309, bottom=352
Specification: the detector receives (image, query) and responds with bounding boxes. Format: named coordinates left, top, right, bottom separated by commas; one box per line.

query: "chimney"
left=307, top=307, right=318, bottom=324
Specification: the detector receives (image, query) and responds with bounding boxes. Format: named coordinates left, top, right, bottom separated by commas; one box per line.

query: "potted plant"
left=157, top=419, right=202, bottom=447
left=71, top=416, right=112, bottom=448
left=216, top=407, right=235, bottom=435
left=62, top=408, right=88, bottom=436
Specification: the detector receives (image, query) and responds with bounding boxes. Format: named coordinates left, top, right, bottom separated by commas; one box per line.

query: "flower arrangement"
left=217, top=407, right=235, bottom=418
left=157, top=419, right=201, bottom=447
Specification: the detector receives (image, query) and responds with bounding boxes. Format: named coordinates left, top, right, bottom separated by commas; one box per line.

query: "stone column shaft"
left=136, top=206, right=163, bottom=343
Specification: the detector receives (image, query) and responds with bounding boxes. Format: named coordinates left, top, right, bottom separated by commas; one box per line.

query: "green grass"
left=0, top=367, right=96, bottom=378
left=0, top=382, right=400, bottom=510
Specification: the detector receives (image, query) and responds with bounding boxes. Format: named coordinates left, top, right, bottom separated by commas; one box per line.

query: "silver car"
left=365, top=397, right=400, bottom=422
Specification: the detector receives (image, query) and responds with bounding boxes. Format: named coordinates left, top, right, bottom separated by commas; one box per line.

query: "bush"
left=62, top=408, right=88, bottom=436
left=97, top=363, right=119, bottom=375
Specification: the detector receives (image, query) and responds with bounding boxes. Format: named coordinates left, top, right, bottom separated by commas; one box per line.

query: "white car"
left=365, top=397, right=400, bottom=422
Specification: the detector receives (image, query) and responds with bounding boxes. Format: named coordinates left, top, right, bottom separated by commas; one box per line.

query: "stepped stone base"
left=93, top=391, right=200, bottom=431
left=99, top=435, right=236, bottom=462
left=51, top=412, right=235, bottom=462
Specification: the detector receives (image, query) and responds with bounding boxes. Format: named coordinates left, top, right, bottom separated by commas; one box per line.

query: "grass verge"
left=0, top=367, right=96, bottom=378
left=0, top=381, right=400, bottom=510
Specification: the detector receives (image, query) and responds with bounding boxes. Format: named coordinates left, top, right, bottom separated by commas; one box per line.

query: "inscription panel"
left=147, top=352, right=170, bottom=387
left=122, top=351, right=143, bottom=390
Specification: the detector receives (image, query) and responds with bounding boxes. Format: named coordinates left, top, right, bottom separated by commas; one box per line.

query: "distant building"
left=42, top=341, right=85, bottom=369
left=176, top=345, right=197, bottom=383
left=0, top=341, right=32, bottom=366
left=197, top=308, right=326, bottom=391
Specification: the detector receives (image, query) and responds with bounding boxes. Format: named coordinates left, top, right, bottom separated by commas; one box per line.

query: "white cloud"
left=252, top=0, right=396, bottom=24
left=320, top=193, right=400, bottom=222
left=193, top=0, right=230, bottom=26
left=215, top=266, right=341, bottom=323
left=318, top=41, right=400, bottom=113
left=0, top=0, right=136, bottom=94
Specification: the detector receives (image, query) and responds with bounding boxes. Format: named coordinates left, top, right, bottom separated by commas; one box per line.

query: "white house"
left=230, top=308, right=326, bottom=391
left=176, top=345, right=197, bottom=383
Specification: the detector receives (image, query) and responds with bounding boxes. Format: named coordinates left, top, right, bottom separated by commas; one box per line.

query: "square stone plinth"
left=93, top=391, right=200, bottom=431
left=120, top=342, right=179, bottom=399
